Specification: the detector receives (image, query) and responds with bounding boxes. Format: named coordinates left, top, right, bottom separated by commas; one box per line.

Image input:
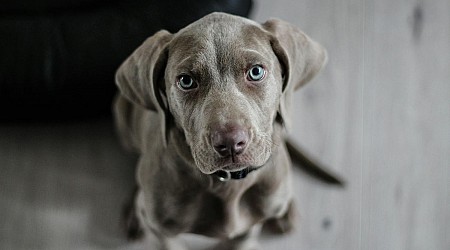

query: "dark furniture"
left=0, top=0, right=252, bottom=121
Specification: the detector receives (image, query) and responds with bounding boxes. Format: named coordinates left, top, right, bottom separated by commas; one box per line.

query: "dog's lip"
left=216, top=155, right=248, bottom=168
left=199, top=163, right=249, bottom=175
left=206, top=153, right=266, bottom=174
left=196, top=148, right=270, bottom=175
left=221, top=164, right=248, bottom=172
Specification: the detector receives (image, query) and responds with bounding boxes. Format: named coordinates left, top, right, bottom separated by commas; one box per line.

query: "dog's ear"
left=263, top=19, right=327, bottom=130
left=115, top=30, right=173, bottom=146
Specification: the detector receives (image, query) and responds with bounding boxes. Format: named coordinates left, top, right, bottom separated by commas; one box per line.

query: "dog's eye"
left=247, top=65, right=266, bottom=81
left=177, top=75, right=197, bottom=90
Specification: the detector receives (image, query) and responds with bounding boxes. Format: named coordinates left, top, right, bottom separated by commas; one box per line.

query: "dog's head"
left=115, top=13, right=327, bottom=175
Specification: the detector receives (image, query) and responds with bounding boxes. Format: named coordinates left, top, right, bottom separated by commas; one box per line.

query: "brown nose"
left=211, top=125, right=249, bottom=158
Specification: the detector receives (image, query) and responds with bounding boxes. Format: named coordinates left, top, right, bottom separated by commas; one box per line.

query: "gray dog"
left=114, top=12, right=327, bottom=250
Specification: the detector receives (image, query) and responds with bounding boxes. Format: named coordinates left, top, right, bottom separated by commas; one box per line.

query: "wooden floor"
left=1, top=1, right=449, bottom=249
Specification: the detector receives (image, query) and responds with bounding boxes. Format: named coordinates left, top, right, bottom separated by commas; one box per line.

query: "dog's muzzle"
left=212, top=166, right=260, bottom=182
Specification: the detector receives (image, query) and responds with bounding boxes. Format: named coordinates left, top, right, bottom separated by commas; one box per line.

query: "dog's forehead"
left=174, top=12, right=263, bottom=41
left=167, top=13, right=271, bottom=67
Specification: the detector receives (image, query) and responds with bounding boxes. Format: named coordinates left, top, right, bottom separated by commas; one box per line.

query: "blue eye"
left=177, top=74, right=197, bottom=90
left=247, top=65, right=266, bottom=81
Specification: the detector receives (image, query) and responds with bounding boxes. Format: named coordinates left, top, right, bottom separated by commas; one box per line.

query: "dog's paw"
left=213, top=240, right=261, bottom=250
left=124, top=208, right=144, bottom=240
left=263, top=217, right=293, bottom=235
left=121, top=187, right=144, bottom=240
left=263, top=201, right=296, bottom=235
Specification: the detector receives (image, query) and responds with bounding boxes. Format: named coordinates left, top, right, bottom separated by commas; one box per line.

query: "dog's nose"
left=211, top=126, right=249, bottom=158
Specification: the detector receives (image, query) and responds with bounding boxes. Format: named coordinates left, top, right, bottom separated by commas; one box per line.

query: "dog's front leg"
left=138, top=228, right=184, bottom=250
left=134, top=191, right=187, bottom=250
left=214, top=223, right=263, bottom=250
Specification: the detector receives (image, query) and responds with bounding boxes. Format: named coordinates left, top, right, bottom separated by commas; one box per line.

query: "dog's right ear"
left=115, top=30, right=173, bottom=146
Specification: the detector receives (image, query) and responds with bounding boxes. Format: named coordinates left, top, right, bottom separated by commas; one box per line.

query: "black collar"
left=212, top=166, right=260, bottom=181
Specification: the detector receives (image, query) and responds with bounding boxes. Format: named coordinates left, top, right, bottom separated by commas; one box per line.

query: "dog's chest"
left=186, top=177, right=288, bottom=238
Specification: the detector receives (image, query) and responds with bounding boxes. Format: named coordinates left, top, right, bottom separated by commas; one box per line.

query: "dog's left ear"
left=263, top=19, right=328, bottom=130
left=115, top=30, right=173, bottom=146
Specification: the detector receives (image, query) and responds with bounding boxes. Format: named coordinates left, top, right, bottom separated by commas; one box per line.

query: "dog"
left=114, top=12, right=327, bottom=250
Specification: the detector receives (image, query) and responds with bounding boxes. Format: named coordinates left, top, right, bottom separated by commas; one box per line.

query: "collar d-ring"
left=215, top=170, right=231, bottom=182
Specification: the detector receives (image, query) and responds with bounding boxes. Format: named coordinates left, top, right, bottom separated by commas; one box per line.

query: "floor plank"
left=255, top=0, right=450, bottom=249
left=0, top=121, right=138, bottom=250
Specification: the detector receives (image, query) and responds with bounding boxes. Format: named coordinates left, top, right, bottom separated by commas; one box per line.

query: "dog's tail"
left=285, top=137, right=345, bottom=186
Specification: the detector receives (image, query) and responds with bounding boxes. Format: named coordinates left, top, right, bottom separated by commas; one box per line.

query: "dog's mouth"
left=211, top=166, right=261, bottom=182
left=191, top=134, right=272, bottom=179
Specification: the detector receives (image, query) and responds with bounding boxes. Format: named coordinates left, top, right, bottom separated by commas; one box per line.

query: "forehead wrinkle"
left=238, top=49, right=270, bottom=67
left=174, top=55, right=194, bottom=70
left=240, top=49, right=265, bottom=58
